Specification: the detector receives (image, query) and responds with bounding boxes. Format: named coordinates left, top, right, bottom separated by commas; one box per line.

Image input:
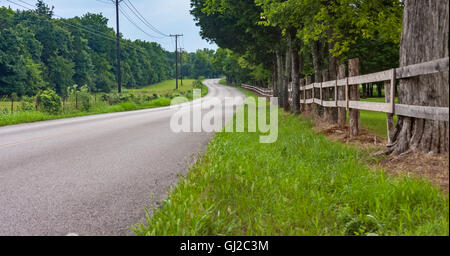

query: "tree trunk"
left=311, top=41, right=323, bottom=118
left=337, top=64, right=347, bottom=127
left=290, top=30, right=301, bottom=114
left=283, top=40, right=291, bottom=112
left=322, top=70, right=330, bottom=121
left=272, top=55, right=278, bottom=98
left=276, top=50, right=284, bottom=108
left=327, top=29, right=338, bottom=123
left=348, top=58, right=360, bottom=137
left=377, top=83, right=383, bottom=97
left=362, top=84, right=367, bottom=98
left=305, top=76, right=312, bottom=113
left=388, top=0, right=449, bottom=155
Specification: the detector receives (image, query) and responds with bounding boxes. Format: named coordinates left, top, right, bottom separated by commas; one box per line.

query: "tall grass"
left=134, top=88, right=448, bottom=236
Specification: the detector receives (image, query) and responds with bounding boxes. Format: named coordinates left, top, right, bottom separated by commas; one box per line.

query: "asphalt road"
left=0, top=79, right=244, bottom=236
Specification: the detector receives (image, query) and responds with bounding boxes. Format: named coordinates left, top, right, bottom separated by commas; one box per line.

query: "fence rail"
left=243, top=57, right=448, bottom=121
left=241, top=84, right=273, bottom=97
left=241, top=57, right=449, bottom=141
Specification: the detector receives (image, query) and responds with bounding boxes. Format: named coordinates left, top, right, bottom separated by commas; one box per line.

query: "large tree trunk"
left=290, top=30, right=301, bottom=114
left=283, top=39, right=291, bottom=112
left=327, top=29, right=338, bottom=123
left=388, top=0, right=449, bottom=155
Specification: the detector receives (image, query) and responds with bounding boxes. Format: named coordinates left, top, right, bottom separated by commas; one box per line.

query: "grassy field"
left=133, top=86, right=448, bottom=236
left=0, top=79, right=208, bottom=127
left=127, top=79, right=197, bottom=94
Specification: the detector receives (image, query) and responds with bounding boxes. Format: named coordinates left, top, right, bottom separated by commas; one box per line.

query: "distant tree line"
left=0, top=1, right=220, bottom=98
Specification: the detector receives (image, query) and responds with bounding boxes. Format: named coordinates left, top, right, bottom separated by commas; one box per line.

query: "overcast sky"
left=1, top=0, right=218, bottom=53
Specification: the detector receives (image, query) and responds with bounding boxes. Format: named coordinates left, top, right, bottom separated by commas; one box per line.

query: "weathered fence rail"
left=240, top=57, right=449, bottom=140
left=295, top=57, right=448, bottom=121
left=241, top=84, right=273, bottom=97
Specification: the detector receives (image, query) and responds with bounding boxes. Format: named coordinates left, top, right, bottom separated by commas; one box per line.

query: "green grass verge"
left=133, top=87, right=448, bottom=236
left=0, top=80, right=208, bottom=127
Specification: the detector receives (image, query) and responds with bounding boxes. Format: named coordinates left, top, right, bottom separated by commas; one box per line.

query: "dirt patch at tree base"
left=309, top=117, right=449, bottom=193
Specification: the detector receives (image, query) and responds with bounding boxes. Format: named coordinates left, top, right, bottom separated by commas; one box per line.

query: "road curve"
left=0, top=79, right=244, bottom=236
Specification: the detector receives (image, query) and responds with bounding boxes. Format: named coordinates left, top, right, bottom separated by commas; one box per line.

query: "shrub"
left=37, top=89, right=62, bottom=114
left=20, top=96, right=36, bottom=111
left=78, top=85, right=91, bottom=111
left=193, top=79, right=204, bottom=89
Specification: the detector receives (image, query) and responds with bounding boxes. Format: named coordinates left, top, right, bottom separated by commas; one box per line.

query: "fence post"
left=385, top=68, right=396, bottom=144
left=348, top=58, right=360, bottom=137
left=10, top=96, right=13, bottom=113
left=322, top=70, right=329, bottom=122
left=305, top=76, right=312, bottom=113
left=300, top=78, right=305, bottom=112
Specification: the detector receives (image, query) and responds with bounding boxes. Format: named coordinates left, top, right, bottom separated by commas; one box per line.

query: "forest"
left=0, top=0, right=220, bottom=98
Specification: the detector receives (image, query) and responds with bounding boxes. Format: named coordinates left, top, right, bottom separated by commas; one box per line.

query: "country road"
left=0, top=79, right=244, bottom=236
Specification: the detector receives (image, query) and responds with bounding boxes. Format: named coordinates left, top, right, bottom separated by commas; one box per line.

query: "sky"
left=1, top=0, right=218, bottom=53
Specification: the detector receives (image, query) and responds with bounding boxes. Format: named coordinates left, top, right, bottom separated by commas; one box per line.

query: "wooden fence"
left=241, top=84, right=273, bottom=98
left=241, top=57, right=449, bottom=141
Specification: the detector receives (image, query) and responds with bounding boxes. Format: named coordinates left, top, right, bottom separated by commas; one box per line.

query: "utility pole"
left=115, top=0, right=123, bottom=94
left=179, top=48, right=184, bottom=86
left=170, top=34, right=183, bottom=89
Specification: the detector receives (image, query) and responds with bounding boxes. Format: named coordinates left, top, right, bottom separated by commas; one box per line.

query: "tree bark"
left=290, top=30, right=301, bottom=114
left=276, top=50, right=284, bottom=108
left=348, top=58, right=360, bottom=137
left=283, top=39, right=291, bottom=112
left=305, top=76, right=312, bottom=113
left=337, top=64, right=347, bottom=127
left=311, top=41, right=323, bottom=118
left=272, top=54, right=278, bottom=98
left=388, top=0, right=449, bottom=155
left=322, top=69, right=330, bottom=121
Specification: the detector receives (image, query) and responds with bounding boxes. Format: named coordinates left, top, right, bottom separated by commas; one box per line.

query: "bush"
left=20, top=96, right=36, bottom=111
left=37, top=89, right=62, bottom=114
left=78, top=85, right=91, bottom=111
left=193, top=79, right=204, bottom=89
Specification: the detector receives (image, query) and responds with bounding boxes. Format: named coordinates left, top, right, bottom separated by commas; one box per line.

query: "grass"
left=217, top=79, right=397, bottom=138
left=0, top=79, right=208, bottom=127
left=133, top=86, right=448, bottom=236
left=127, top=79, right=197, bottom=94
left=357, top=97, right=399, bottom=138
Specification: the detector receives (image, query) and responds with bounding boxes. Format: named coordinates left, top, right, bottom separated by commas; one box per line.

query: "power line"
left=123, top=0, right=169, bottom=37
left=7, top=0, right=156, bottom=55
left=118, top=6, right=167, bottom=40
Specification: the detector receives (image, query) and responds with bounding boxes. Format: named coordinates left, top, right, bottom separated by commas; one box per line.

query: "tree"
left=387, top=0, right=449, bottom=155
left=35, top=0, right=54, bottom=19
left=47, top=55, right=75, bottom=95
